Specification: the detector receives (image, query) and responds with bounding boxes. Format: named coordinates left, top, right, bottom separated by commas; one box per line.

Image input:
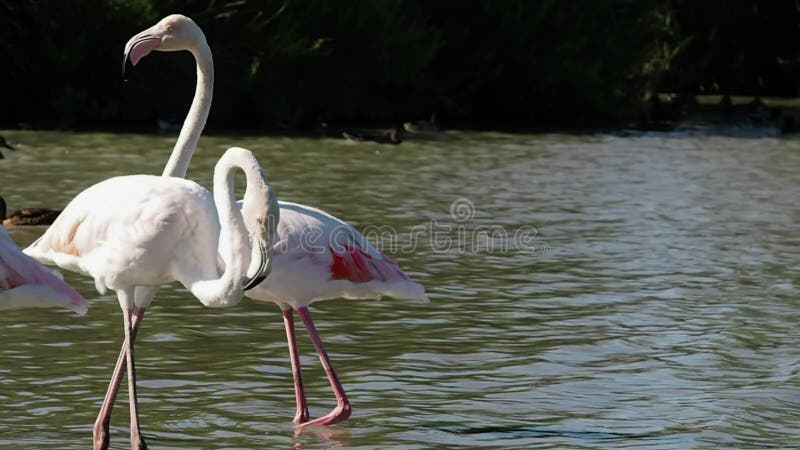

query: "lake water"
left=0, top=126, right=799, bottom=449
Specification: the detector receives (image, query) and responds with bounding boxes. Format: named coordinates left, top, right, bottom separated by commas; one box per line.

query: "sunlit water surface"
left=1, top=128, right=799, bottom=449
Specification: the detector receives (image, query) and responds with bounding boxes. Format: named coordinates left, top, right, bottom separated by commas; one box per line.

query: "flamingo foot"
left=293, top=407, right=310, bottom=425
left=297, top=401, right=351, bottom=427
left=94, top=422, right=148, bottom=450
left=130, top=433, right=148, bottom=450
left=92, top=423, right=109, bottom=450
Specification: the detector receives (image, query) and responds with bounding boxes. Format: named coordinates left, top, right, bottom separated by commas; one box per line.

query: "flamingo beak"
left=243, top=238, right=270, bottom=291
left=122, top=34, right=161, bottom=80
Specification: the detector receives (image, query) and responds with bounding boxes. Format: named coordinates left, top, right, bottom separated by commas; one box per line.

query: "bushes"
left=656, top=0, right=799, bottom=96
left=0, top=0, right=796, bottom=129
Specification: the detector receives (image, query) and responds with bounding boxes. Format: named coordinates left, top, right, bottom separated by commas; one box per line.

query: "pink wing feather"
left=0, top=227, right=88, bottom=314
left=329, top=244, right=409, bottom=283
left=246, top=201, right=428, bottom=307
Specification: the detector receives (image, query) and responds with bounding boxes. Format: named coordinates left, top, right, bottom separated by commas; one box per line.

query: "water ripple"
left=1, top=130, right=799, bottom=448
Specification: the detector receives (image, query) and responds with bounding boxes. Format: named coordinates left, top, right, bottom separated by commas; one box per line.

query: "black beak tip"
left=122, top=53, right=132, bottom=82
left=243, top=239, right=269, bottom=291
left=243, top=275, right=266, bottom=291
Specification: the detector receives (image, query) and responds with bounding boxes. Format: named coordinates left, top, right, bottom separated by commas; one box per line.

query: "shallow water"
left=1, top=127, right=799, bottom=449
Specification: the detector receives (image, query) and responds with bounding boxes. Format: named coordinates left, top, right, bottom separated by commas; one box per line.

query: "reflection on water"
left=1, top=129, right=799, bottom=449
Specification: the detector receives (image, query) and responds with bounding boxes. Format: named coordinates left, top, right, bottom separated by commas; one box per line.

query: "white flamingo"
left=123, top=14, right=428, bottom=427
left=0, top=226, right=88, bottom=313
left=25, top=146, right=278, bottom=450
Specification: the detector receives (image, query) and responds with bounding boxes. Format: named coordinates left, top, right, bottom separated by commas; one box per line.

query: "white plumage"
left=25, top=147, right=277, bottom=450
left=27, top=175, right=233, bottom=308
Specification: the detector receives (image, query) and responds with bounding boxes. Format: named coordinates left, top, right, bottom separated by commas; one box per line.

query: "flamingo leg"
left=296, top=306, right=351, bottom=427
left=124, top=307, right=147, bottom=449
left=282, top=309, right=310, bottom=424
left=93, top=307, right=146, bottom=450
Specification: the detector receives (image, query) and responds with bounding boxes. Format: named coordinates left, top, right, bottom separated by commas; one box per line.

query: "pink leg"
left=296, top=307, right=351, bottom=427
left=93, top=307, right=146, bottom=450
left=283, top=309, right=310, bottom=424
left=124, top=307, right=147, bottom=449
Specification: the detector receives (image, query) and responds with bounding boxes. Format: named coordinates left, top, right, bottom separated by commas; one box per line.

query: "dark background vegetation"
left=0, top=0, right=798, bottom=130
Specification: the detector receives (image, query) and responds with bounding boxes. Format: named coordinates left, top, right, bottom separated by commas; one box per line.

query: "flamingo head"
left=123, top=14, right=205, bottom=76
left=240, top=154, right=280, bottom=291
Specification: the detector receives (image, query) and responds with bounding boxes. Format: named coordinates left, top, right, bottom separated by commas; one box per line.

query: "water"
left=1, top=127, right=799, bottom=449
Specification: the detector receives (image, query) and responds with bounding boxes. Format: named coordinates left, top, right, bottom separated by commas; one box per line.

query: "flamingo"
left=0, top=196, right=61, bottom=226
left=123, top=14, right=428, bottom=428
left=25, top=146, right=278, bottom=450
left=0, top=225, right=87, bottom=313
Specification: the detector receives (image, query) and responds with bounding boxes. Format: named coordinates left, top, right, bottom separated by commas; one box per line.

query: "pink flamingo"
left=123, top=15, right=428, bottom=428
left=245, top=204, right=429, bottom=426
left=0, top=226, right=88, bottom=314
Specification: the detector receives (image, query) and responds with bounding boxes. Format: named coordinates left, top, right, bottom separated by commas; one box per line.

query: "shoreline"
left=1, top=96, right=798, bottom=138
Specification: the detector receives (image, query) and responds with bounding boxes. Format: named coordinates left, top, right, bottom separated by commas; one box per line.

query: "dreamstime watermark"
left=277, top=198, right=548, bottom=255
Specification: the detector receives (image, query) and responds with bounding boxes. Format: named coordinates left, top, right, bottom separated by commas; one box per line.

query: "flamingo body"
left=0, top=226, right=88, bottom=313
left=25, top=175, right=221, bottom=307
left=247, top=201, right=427, bottom=309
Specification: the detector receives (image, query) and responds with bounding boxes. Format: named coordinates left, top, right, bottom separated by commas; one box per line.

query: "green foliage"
left=0, top=0, right=156, bottom=126
left=0, top=0, right=797, bottom=129
left=417, top=0, right=660, bottom=121
left=653, top=0, right=800, bottom=95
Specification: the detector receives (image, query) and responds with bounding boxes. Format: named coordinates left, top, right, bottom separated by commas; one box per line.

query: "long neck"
left=162, top=41, right=214, bottom=178
left=240, top=155, right=279, bottom=282
left=187, top=154, right=251, bottom=308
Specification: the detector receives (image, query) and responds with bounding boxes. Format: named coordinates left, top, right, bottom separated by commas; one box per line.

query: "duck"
left=403, top=113, right=439, bottom=134
left=0, top=136, right=15, bottom=159
left=342, top=127, right=402, bottom=144
left=0, top=196, right=61, bottom=226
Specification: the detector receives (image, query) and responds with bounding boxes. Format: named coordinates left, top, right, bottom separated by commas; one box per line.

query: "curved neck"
left=187, top=155, right=248, bottom=307
left=187, top=148, right=272, bottom=308
left=162, top=41, right=214, bottom=178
